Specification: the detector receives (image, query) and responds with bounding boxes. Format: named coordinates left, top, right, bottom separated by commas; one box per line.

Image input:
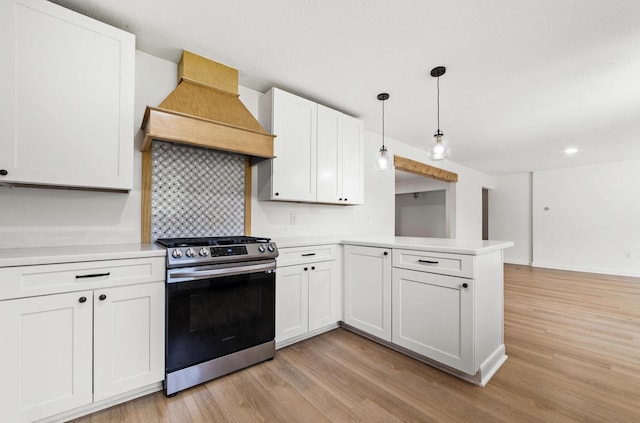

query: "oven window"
left=166, top=270, right=275, bottom=372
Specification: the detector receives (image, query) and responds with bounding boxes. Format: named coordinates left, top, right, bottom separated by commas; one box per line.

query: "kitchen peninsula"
left=274, top=236, right=513, bottom=386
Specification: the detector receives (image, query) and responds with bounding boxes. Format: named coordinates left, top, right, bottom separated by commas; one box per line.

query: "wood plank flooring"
left=71, top=264, right=640, bottom=422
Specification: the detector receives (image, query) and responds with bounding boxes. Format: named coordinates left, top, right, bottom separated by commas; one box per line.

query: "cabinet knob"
left=462, top=283, right=469, bottom=288
left=304, top=267, right=308, bottom=271
left=275, top=192, right=280, bottom=196
left=78, top=296, right=87, bottom=303
left=0, top=169, right=7, bottom=176
left=339, top=198, right=343, bottom=201
left=383, top=251, right=389, bottom=256
left=99, top=294, right=107, bottom=301
left=311, top=266, right=316, bottom=270
left=344, top=198, right=348, bottom=201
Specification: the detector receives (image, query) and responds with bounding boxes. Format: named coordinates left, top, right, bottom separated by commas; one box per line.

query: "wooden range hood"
left=140, top=51, right=275, bottom=158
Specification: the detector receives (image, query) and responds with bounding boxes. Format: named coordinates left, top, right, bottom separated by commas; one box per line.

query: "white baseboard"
left=531, top=261, right=640, bottom=278
left=504, top=259, right=532, bottom=266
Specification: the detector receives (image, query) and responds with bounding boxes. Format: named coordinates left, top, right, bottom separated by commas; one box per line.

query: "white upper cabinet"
left=259, top=87, right=317, bottom=202
left=317, top=105, right=364, bottom=204
left=258, top=88, right=364, bottom=205
left=0, top=0, right=135, bottom=190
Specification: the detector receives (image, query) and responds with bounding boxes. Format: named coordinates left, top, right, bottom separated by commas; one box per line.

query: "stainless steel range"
left=156, top=236, right=278, bottom=396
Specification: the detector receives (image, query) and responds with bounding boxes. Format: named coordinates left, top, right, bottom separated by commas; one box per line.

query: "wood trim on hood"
left=140, top=51, right=275, bottom=159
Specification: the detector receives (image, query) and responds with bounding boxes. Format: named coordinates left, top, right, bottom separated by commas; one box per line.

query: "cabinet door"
left=0, top=291, right=93, bottom=423
left=317, top=105, right=341, bottom=203
left=340, top=114, right=364, bottom=204
left=344, top=245, right=392, bottom=341
left=0, top=0, right=134, bottom=190
left=93, top=282, right=165, bottom=401
left=392, top=268, right=474, bottom=374
left=275, top=265, right=309, bottom=343
left=271, top=88, right=317, bottom=201
left=308, top=260, right=339, bottom=331
left=317, top=106, right=364, bottom=205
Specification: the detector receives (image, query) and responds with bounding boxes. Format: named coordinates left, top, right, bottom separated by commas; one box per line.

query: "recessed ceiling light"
left=564, top=147, right=578, bottom=155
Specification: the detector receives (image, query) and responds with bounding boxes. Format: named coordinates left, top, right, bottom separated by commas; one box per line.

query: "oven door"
left=166, top=260, right=276, bottom=373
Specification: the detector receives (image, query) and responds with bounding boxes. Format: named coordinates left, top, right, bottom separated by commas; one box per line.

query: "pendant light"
left=427, top=66, right=450, bottom=160
left=376, top=93, right=391, bottom=170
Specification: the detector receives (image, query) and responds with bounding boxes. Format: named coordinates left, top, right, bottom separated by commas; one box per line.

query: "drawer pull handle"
left=418, top=260, right=439, bottom=264
left=301, top=253, right=316, bottom=257
left=75, top=272, right=111, bottom=279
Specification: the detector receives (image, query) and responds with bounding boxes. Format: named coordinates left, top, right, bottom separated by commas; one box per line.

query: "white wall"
left=490, top=173, right=532, bottom=265
left=0, top=51, right=497, bottom=248
left=532, top=160, right=640, bottom=276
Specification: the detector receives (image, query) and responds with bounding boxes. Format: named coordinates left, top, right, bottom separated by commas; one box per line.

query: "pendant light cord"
left=436, top=76, right=440, bottom=132
left=382, top=99, right=385, bottom=147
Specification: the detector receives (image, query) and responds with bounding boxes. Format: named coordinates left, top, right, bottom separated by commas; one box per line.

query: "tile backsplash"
left=151, top=141, right=245, bottom=241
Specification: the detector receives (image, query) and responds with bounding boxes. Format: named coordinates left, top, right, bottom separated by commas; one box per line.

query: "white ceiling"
left=51, top=0, right=640, bottom=175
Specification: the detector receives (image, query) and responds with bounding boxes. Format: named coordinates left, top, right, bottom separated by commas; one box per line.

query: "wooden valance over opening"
left=394, top=155, right=458, bottom=183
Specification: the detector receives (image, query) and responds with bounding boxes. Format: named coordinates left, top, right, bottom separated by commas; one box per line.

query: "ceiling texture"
left=51, top=0, right=640, bottom=175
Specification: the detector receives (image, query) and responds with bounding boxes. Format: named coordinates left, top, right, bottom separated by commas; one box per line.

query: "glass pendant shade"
left=377, top=145, right=390, bottom=170
left=428, top=130, right=450, bottom=160
left=428, top=66, right=451, bottom=161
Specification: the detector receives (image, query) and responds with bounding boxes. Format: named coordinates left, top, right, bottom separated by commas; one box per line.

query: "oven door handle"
left=168, top=261, right=276, bottom=282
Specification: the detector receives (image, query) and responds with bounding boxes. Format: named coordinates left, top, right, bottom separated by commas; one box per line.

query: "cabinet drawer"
left=392, top=249, right=473, bottom=278
left=0, top=257, right=165, bottom=300
left=277, top=245, right=336, bottom=267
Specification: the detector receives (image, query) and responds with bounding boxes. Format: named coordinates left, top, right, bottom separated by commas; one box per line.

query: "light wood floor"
left=71, top=264, right=640, bottom=422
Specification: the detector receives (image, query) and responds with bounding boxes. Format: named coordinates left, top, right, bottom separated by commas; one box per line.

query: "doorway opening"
left=393, top=156, right=458, bottom=239
left=482, top=188, right=489, bottom=240
left=395, top=189, right=447, bottom=237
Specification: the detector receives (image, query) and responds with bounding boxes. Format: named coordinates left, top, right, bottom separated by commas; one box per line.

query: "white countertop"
left=0, top=243, right=166, bottom=268
left=274, top=235, right=513, bottom=255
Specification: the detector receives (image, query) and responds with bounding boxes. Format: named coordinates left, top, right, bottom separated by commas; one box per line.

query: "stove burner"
left=156, top=236, right=271, bottom=249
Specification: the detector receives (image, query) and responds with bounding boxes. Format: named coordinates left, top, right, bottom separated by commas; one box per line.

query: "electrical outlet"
left=290, top=213, right=296, bottom=224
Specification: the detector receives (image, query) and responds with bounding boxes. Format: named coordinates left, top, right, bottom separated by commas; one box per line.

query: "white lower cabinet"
left=392, top=268, right=474, bottom=374
left=390, top=248, right=506, bottom=383
left=342, top=244, right=506, bottom=385
left=0, top=256, right=165, bottom=423
left=0, top=291, right=93, bottom=423
left=93, top=282, right=165, bottom=402
left=276, top=265, right=309, bottom=341
left=308, top=260, right=340, bottom=331
left=276, top=245, right=340, bottom=347
left=343, top=245, right=392, bottom=341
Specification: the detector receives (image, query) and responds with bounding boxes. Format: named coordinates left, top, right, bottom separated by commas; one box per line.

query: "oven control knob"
left=185, top=248, right=196, bottom=258
left=267, top=244, right=275, bottom=252
left=258, top=245, right=266, bottom=253
left=172, top=249, right=183, bottom=259
left=199, top=248, right=209, bottom=257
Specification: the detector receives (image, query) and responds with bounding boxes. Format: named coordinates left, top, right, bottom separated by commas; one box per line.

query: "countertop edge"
left=274, top=236, right=514, bottom=255
left=340, top=239, right=514, bottom=255
left=0, top=243, right=166, bottom=268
